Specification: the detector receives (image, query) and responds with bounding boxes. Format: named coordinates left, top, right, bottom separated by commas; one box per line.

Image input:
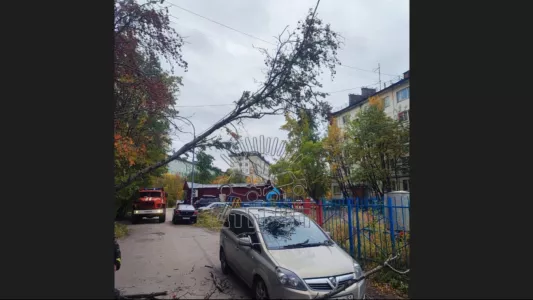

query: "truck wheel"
left=159, top=205, right=167, bottom=223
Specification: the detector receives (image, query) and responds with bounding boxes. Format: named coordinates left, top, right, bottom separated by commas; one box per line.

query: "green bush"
left=114, top=222, right=129, bottom=239
left=195, top=211, right=224, bottom=231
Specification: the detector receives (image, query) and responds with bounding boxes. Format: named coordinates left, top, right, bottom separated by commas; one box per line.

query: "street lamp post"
left=180, top=118, right=196, bottom=205
left=190, top=138, right=195, bottom=204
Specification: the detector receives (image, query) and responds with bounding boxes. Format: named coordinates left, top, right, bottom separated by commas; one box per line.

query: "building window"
left=397, top=87, right=409, bottom=102
left=398, top=110, right=409, bottom=122
left=342, top=115, right=348, bottom=124
left=333, top=185, right=341, bottom=195
left=383, top=96, right=390, bottom=108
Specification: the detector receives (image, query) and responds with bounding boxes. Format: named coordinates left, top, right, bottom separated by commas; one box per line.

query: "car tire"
left=172, top=217, right=179, bottom=225
left=252, top=277, right=269, bottom=300
left=220, top=249, right=230, bottom=275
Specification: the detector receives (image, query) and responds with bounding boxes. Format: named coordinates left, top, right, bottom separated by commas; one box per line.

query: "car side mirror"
left=238, top=236, right=253, bottom=247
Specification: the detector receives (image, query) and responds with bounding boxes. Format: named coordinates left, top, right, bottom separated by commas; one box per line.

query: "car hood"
left=268, top=245, right=354, bottom=279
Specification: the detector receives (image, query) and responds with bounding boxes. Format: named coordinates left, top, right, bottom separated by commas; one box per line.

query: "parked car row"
left=172, top=198, right=228, bottom=224
left=198, top=202, right=230, bottom=212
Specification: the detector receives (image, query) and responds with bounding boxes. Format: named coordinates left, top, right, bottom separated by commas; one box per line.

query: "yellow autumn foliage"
left=368, top=95, right=384, bottom=110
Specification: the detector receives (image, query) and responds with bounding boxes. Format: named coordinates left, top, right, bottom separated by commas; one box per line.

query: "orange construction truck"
left=131, top=187, right=168, bottom=224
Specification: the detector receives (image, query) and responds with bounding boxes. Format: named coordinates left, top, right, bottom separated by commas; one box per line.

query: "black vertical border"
left=411, top=0, right=533, bottom=299
left=1, top=0, right=114, bottom=298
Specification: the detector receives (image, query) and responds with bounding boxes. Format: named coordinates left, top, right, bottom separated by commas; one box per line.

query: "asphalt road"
left=115, top=209, right=399, bottom=300
left=115, top=209, right=251, bottom=299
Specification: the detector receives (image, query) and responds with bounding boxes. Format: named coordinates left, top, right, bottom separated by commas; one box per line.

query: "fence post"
left=317, top=199, right=324, bottom=227
left=387, top=196, right=397, bottom=255
left=354, top=197, right=362, bottom=261
left=347, top=198, right=355, bottom=257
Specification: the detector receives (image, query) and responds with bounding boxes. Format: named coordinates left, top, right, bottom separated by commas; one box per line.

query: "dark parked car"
left=193, top=197, right=219, bottom=209
left=172, top=203, right=198, bottom=224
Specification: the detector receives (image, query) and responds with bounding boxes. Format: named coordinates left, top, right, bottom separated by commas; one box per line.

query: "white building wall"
left=377, top=80, right=410, bottom=121
left=330, top=77, right=410, bottom=194
left=336, top=102, right=365, bottom=131
left=230, top=155, right=270, bottom=179
left=336, top=81, right=410, bottom=127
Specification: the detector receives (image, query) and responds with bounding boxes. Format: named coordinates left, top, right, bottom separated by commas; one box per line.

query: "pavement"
left=115, top=209, right=251, bottom=299
left=115, top=209, right=398, bottom=300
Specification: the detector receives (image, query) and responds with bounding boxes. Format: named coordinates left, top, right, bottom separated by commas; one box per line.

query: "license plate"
left=333, top=295, right=353, bottom=299
left=182, top=217, right=190, bottom=220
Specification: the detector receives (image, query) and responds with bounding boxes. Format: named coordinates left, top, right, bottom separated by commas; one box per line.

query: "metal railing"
left=319, top=197, right=410, bottom=269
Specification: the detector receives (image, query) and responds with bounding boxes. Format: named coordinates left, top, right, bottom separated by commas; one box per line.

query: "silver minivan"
left=219, top=208, right=366, bottom=299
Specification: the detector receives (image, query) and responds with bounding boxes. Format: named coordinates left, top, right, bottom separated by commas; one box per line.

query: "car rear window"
left=178, top=204, right=194, bottom=210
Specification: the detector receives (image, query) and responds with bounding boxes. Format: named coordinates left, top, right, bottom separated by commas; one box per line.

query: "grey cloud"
left=162, top=0, right=408, bottom=168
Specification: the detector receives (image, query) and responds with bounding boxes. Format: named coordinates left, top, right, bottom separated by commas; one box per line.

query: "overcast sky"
left=163, top=0, right=409, bottom=170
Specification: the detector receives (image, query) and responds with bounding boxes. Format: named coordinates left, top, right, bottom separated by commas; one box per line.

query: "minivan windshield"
left=257, top=215, right=331, bottom=250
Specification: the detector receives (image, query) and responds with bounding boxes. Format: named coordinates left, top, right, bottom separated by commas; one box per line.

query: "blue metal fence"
left=232, top=196, right=410, bottom=268
left=320, top=196, right=410, bottom=269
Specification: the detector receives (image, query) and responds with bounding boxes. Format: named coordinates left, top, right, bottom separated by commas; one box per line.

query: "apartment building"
left=228, top=152, right=271, bottom=180
left=167, top=158, right=197, bottom=177
left=329, top=70, right=410, bottom=198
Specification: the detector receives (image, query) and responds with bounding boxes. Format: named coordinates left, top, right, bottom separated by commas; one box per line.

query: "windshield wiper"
left=283, top=239, right=335, bottom=249
left=282, top=239, right=310, bottom=248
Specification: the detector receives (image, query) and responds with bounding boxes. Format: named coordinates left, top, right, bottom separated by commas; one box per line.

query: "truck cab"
left=131, top=187, right=168, bottom=224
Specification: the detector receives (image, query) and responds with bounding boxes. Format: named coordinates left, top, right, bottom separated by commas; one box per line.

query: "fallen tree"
left=116, top=1, right=342, bottom=191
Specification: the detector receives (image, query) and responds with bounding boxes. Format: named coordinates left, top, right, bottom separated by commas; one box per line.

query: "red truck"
left=131, top=187, right=168, bottom=224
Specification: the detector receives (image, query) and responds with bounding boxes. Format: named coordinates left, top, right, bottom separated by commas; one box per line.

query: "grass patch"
left=194, top=211, right=224, bottom=231
left=115, top=222, right=129, bottom=239
left=369, top=269, right=409, bottom=298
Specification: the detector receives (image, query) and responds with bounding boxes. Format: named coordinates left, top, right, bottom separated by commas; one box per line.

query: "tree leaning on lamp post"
left=115, top=3, right=343, bottom=192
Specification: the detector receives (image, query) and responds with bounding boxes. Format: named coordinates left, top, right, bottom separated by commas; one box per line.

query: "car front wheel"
left=220, top=249, right=230, bottom=275
left=253, top=277, right=269, bottom=300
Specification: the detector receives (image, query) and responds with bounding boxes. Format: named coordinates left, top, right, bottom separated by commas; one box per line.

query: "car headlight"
left=353, top=261, right=363, bottom=279
left=276, top=267, right=307, bottom=291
